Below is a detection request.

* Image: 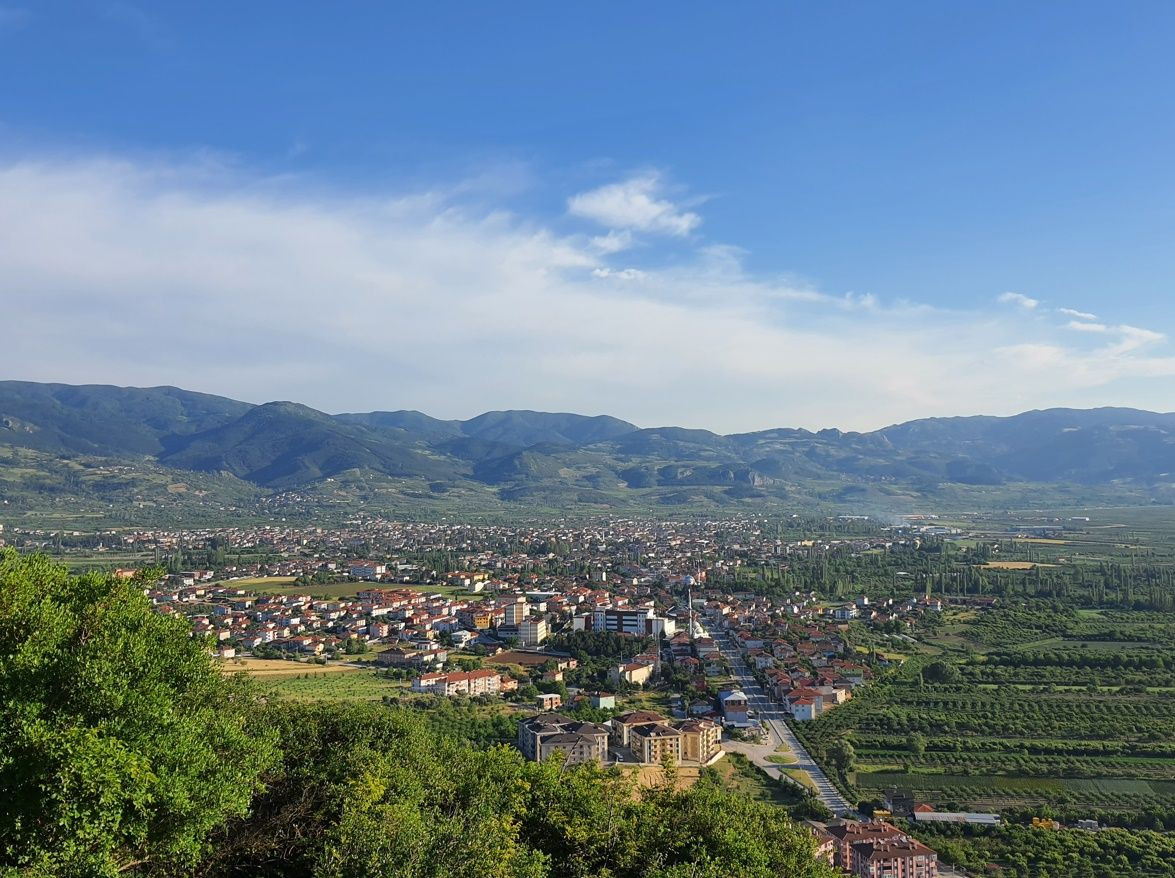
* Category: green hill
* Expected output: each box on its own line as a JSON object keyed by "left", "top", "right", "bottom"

{"left": 2, "top": 381, "right": 1174, "bottom": 517}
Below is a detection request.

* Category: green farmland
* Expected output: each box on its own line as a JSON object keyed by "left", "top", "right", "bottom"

{"left": 798, "top": 605, "right": 1175, "bottom": 817}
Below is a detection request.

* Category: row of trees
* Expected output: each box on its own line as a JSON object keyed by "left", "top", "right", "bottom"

{"left": 914, "top": 822, "right": 1175, "bottom": 878}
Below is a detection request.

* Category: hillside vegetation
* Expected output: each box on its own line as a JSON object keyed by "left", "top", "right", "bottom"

{"left": 2, "top": 380, "right": 1174, "bottom": 520}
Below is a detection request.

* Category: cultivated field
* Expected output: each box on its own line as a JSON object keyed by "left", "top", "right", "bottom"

{"left": 218, "top": 657, "right": 361, "bottom": 678}
{"left": 801, "top": 606, "right": 1175, "bottom": 815}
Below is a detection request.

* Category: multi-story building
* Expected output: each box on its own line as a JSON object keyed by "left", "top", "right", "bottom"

{"left": 412, "top": 668, "right": 502, "bottom": 697}
{"left": 589, "top": 606, "right": 677, "bottom": 638}
{"left": 630, "top": 722, "right": 683, "bottom": 764}
{"left": 791, "top": 697, "right": 820, "bottom": 721}
{"left": 457, "top": 608, "right": 494, "bottom": 630}
{"left": 849, "top": 839, "right": 938, "bottom": 878}
{"left": 676, "top": 718, "right": 722, "bottom": 763}
{"left": 517, "top": 713, "right": 609, "bottom": 765}
{"left": 608, "top": 660, "right": 655, "bottom": 686}
{"left": 610, "top": 710, "right": 667, "bottom": 749}
{"left": 825, "top": 822, "right": 938, "bottom": 878}
{"left": 805, "top": 822, "right": 837, "bottom": 865}
{"left": 519, "top": 616, "right": 548, "bottom": 646}
{"left": 586, "top": 691, "right": 616, "bottom": 709}
{"left": 504, "top": 599, "right": 529, "bottom": 627}
{"left": 592, "top": 606, "right": 654, "bottom": 636}
{"left": 349, "top": 561, "right": 386, "bottom": 579}
{"left": 719, "top": 689, "right": 749, "bottom": 724}
{"left": 519, "top": 710, "right": 721, "bottom": 767}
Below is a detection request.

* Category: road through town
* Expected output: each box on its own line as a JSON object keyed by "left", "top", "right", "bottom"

{"left": 706, "top": 617, "right": 856, "bottom": 817}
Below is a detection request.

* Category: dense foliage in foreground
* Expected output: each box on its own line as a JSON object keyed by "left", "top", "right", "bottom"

{"left": 203, "top": 704, "right": 835, "bottom": 878}
{"left": 0, "top": 551, "right": 276, "bottom": 875}
{"left": 0, "top": 551, "right": 835, "bottom": 878}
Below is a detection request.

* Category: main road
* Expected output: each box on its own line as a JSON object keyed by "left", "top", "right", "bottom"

{"left": 703, "top": 616, "right": 856, "bottom": 817}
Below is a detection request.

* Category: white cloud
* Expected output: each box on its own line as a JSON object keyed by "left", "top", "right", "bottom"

{"left": 568, "top": 173, "right": 701, "bottom": 237}
{"left": 1062, "top": 320, "right": 1165, "bottom": 354}
{"left": 1058, "top": 307, "right": 1098, "bottom": 321}
{"left": 998, "top": 291, "right": 1040, "bottom": 310}
{"left": 1, "top": 155, "right": 1173, "bottom": 432}
{"left": 589, "top": 229, "right": 633, "bottom": 254}
{"left": 1112, "top": 324, "right": 1165, "bottom": 353}
{"left": 1065, "top": 320, "right": 1109, "bottom": 333}
{"left": 591, "top": 267, "right": 645, "bottom": 280}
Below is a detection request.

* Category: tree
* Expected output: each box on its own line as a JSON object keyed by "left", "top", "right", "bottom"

{"left": 907, "top": 732, "right": 927, "bottom": 756}
{"left": 828, "top": 737, "right": 856, "bottom": 779}
{"left": 923, "top": 659, "right": 961, "bottom": 684}
{"left": 0, "top": 550, "right": 277, "bottom": 876}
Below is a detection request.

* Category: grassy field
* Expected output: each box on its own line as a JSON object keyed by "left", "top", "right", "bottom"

{"left": 217, "top": 657, "right": 361, "bottom": 678}
{"left": 782, "top": 768, "right": 818, "bottom": 792}
{"left": 710, "top": 753, "right": 799, "bottom": 807}
{"left": 619, "top": 688, "right": 679, "bottom": 715}
{"left": 217, "top": 656, "right": 415, "bottom": 701}
{"left": 216, "top": 576, "right": 297, "bottom": 588}
{"left": 619, "top": 763, "right": 704, "bottom": 792}
{"left": 400, "top": 583, "right": 471, "bottom": 597}
{"left": 260, "top": 669, "right": 410, "bottom": 702}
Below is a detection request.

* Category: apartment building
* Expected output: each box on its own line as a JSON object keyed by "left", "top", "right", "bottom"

{"left": 610, "top": 711, "right": 667, "bottom": 749}
{"left": 519, "top": 616, "right": 548, "bottom": 646}
{"left": 675, "top": 718, "right": 722, "bottom": 763}
{"left": 593, "top": 606, "right": 655, "bottom": 635}
{"left": 412, "top": 668, "right": 502, "bottom": 697}
{"left": 457, "top": 608, "right": 494, "bottom": 630}
{"left": 825, "top": 822, "right": 938, "bottom": 878}
{"left": 850, "top": 839, "right": 938, "bottom": 878}
{"left": 503, "top": 599, "right": 529, "bottom": 627}
{"left": 517, "top": 713, "right": 609, "bottom": 765}
{"left": 630, "top": 722, "right": 683, "bottom": 764}
{"left": 608, "top": 660, "right": 655, "bottom": 686}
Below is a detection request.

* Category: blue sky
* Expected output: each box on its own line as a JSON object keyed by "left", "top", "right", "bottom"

{"left": 2, "top": 2, "right": 1174, "bottom": 430}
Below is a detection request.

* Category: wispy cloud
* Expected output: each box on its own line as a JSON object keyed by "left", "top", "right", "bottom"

{"left": 998, "top": 291, "right": 1040, "bottom": 310}
{"left": 1058, "top": 307, "right": 1098, "bottom": 321}
{"left": 1, "top": 155, "right": 1172, "bottom": 431}
{"left": 591, "top": 267, "right": 644, "bottom": 280}
{"left": 1062, "top": 319, "right": 1165, "bottom": 356}
{"left": 1113, "top": 324, "right": 1165, "bottom": 353}
{"left": 589, "top": 229, "right": 633, "bottom": 254}
{"left": 568, "top": 172, "right": 701, "bottom": 237}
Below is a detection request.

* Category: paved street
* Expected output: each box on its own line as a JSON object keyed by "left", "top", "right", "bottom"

{"left": 705, "top": 617, "right": 856, "bottom": 817}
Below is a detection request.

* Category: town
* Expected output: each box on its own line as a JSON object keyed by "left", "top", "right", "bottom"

{"left": 7, "top": 510, "right": 1174, "bottom": 877}
{"left": 3, "top": 515, "right": 1025, "bottom": 876}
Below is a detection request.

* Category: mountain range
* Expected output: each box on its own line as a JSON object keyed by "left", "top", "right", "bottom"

{"left": 2, "top": 380, "right": 1174, "bottom": 517}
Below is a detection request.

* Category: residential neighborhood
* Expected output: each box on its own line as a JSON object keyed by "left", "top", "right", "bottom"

{"left": 9, "top": 515, "right": 1004, "bottom": 876}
